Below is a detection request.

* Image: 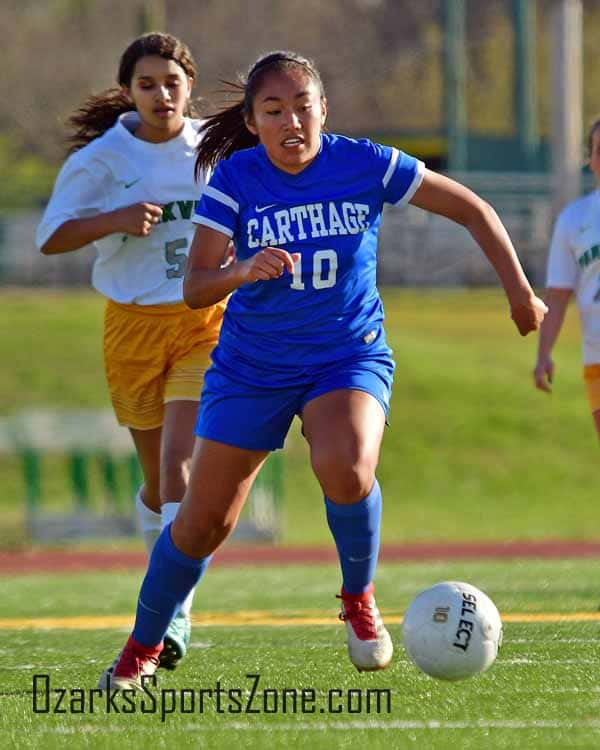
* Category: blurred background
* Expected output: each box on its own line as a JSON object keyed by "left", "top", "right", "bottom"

{"left": 1, "top": 0, "right": 597, "bottom": 549}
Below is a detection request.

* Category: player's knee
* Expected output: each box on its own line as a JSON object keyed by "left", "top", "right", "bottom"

{"left": 177, "top": 506, "right": 236, "bottom": 555}
{"left": 312, "top": 449, "right": 375, "bottom": 501}
{"left": 160, "top": 454, "right": 191, "bottom": 502}
{"left": 324, "top": 471, "right": 374, "bottom": 501}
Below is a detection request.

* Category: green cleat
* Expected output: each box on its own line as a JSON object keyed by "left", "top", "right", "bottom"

{"left": 159, "top": 612, "right": 191, "bottom": 671}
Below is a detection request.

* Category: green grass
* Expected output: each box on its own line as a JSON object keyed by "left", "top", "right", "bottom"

{"left": 2, "top": 287, "right": 598, "bottom": 747}
{"left": 1, "top": 560, "right": 600, "bottom": 749}
{"left": 0, "top": 289, "right": 107, "bottom": 411}
{"left": 1, "top": 287, "right": 597, "bottom": 546}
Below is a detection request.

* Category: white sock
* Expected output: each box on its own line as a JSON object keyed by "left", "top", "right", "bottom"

{"left": 134, "top": 487, "right": 161, "bottom": 555}
{"left": 161, "top": 501, "right": 196, "bottom": 618}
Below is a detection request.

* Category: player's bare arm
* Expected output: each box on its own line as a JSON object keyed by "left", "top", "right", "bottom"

{"left": 40, "top": 202, "right": 163, "bottom": 254}
{"left": 410, "top": 169, "right": 547, "bottom": 336}
{"left": 533, "top": 287, "right": 572, "bottom": 392}
{"left": 184, "top": 224, "right": 299, "bottom": 308}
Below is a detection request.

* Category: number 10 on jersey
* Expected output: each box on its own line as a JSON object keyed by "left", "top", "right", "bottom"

{"left": 290, "top": 249, "right": 338, "bottom": 290}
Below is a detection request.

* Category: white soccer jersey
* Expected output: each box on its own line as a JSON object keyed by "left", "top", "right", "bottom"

{"left": 546, "top": 189, "right": 600, "bottom": 364}
{"left": 36, "top": 113, "right": 207, "bottom": 305}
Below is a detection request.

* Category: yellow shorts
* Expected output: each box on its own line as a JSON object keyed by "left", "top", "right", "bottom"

{"left": 584, "top": 364, "right": 600, "bottom": 413}
{"left": 104, "top": 299, "right": 225, "bottom": 430}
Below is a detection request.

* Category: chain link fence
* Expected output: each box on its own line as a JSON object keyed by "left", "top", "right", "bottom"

{"left": 3, "top": 172, "right": 595, "bottom": 289}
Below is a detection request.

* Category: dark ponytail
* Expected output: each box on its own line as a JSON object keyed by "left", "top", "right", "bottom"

{"left": 66, "top": 32, "right": 197, "bottom": 154}
{"left": 195, "top": 50, "right": 324, "bottom": 178}
{"left": 194, "top": 84, "right": 259, "bottom": 178}
{"left": 66, "top": 90, "right": 135, "bottom": 154}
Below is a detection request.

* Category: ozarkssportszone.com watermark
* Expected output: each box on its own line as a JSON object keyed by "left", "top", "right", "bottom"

{"left": 32, "top": 673, "right": 392, "bottom": 721}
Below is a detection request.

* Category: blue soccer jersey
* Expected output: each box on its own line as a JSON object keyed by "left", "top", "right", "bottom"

{"left": 193, "top": 134, "right": 424, "bottom": 382}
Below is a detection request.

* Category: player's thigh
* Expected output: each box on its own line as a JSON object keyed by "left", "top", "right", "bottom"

{"left": 302, "top": 388, "right": 386, "bottom": 461}
{"left": 161, "top": 400, "right": 198, "bottom": 463}
{"left": 172, "top": 438, "right": 269, "bottom": 556}
{"left": 302, "top": 389, "right": 385, "bottom": 488}
{"left": 185, "top": 437, "right": 269, "bottom": 511}
{"left": 301, "top": 356, "right": 391, "bottom": 474}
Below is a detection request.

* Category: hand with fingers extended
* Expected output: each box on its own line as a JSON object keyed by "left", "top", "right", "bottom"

{"left": 533, "top": 354, "right": 554, "bottom": 393}
{"left": 238, "top": 247, "right": 301, "bottom": 283}
{"left": 110, "top": 202, "right": 163, "bottom": 237}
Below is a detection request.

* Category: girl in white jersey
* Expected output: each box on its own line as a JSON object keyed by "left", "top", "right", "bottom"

{"left": 36, "top": 33, "right": 226, "bottom": 671}
{"left": 534, "top": 118, "right": 600, "bottom": 436}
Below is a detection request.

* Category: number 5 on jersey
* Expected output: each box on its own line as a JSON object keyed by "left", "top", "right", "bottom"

{"left": 290, "top": 249, "right": 338, "bottom": 290}
{"left": 165, "top": 238, "right": 187, "bottom": 279}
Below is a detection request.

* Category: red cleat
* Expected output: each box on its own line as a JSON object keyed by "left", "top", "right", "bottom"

{"left": 338, "top": 583, "right": 393, "bottom": 672}
{"left": 98, "top": 635, "right": 163, "bottom": 691}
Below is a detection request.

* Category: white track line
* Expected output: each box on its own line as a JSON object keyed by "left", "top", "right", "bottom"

{"left": 41, "top": 720, "right": 600, "bottom": 734}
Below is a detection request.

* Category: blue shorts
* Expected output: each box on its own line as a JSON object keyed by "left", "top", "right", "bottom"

{"left": 195, "top": 355, "right": 395, "bottom": 451}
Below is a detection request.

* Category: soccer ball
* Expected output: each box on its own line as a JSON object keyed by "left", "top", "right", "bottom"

{"left": 402, "top": 581, "right": 503, "bottom": 681}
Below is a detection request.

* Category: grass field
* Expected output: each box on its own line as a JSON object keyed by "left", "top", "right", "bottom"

{"left": 2, "top": 287, "right": 600, "bottom": 748}
{"left": 1, "top": 560, "right": 600, "bottom": 749}
{"left": 0, "top": 286, "right": 597, "bottom": 546}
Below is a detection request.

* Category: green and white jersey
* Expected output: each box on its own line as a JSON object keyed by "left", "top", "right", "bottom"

{"left": 547, "top": 189, "right": 600, "bottom": 364}
{"left": 36, "top": 113, "right": 207, "bottom": 305}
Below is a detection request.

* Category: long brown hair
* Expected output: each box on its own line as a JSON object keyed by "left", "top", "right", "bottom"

{"left": 195, "top": 51, "right": 325, "bottom": 178}
{"left": 66, "top": 32, "right": 197, "bottom": 154}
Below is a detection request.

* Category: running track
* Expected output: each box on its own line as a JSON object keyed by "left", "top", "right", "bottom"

{"left": 2, "top": 540, "right": 600, "bottom": 574}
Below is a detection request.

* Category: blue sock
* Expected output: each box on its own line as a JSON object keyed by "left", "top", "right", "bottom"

{"left": 133, "top": 524, "right": 210, "bottom": 646}
{"left": 325, "top": 479, "right": 382, "bottom": 595}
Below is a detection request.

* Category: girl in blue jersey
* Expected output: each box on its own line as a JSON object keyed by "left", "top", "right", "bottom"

{"left": 103, "top": 51, "right": 547, "bottom": 688}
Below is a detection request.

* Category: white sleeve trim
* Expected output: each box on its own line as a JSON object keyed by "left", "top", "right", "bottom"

{"left": 203, "top": 185, "right": 239, "bottom": 213}
{"left": 192, "top": 215, "right": 234, "bottom": 238}
{"left": 392, "top": 160, "right": 426, "bottom": 207}
{"left": 382, "top": 147, "right": 400, "bottom": 188}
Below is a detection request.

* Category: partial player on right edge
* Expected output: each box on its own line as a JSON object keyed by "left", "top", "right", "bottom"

{"left": 534, "top": 117, "right": 600, "bottom": 437}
